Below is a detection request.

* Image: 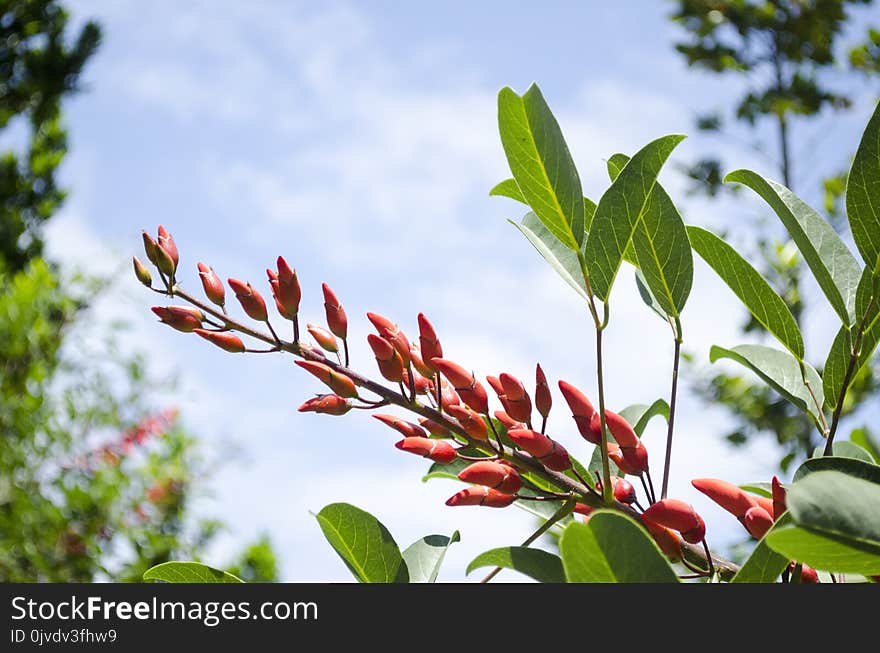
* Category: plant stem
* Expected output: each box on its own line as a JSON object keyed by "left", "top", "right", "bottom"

{"left": 480, "top": 499, "right": 575, "bottom": 583}
{"left": 661, "top": 317, "right": 682, "bottom": 500}
{"left": 595, "top": 321, "right": 614, "bottom": 505}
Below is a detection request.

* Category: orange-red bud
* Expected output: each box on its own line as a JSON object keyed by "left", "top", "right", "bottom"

{"left": 151, "top": 306, "right": 204, "bottom": 332}
{"left": 507, "top": 429, "right": 571, "bottom": 471}
{"left": 641, "top": 517, "right": 683, "bottom": 560}
{"left": 753, "top": 494, "right": 775, "bottom": 518}
{"left": 446, "top": 404, "right": 489, "bottom": 440}
{"left": 445, "top": 486, "right": 515, "bottom": 508}
{"left": 193, "top": 328, "right": 245, "bottom": 353}
{"left": 307, "top": 323, "right": 339, "bottom": 353}
{"left": 772, "top": 476, "right": 786, "bottom": 521}
{"left": 431, "top": 358, "right": 489, "bottom": 414}
{"left": 409, "top": 346, "right": 435, "bottom": 379}
{"left": 559, "top": 380, "right": 597, "bottom": 443}
{"left": 322, "top": 283, "right": 347, "bottom": 339}
{"left": 419, "top": 417, "right": 452, "bottom": 438}
{"left": 500, "top": 373, "right": 532, "bottom": 423}
{"left": 438, "top": 378, "right": 461, "bottom": 410}
{"left": 298, "top": 394, "right": 351, "bottom": 415}
{"left": 589, "top": 410, "right": 638, "bottom": 448}
{"left": 367, "top": 312, "right": 411, "bottom": 365}
{"left": 691, "top": 478, "right": 757, "bottom": 518}
{"left": 402, "top": 368, "right": 431, "bottom": 395}
{"left": 373, "top": 413, "right": 428, "bottom": 439}
{"left": 458, "top": 460, "right": 523, "bottom": 493}
{"left": 493, "top": 410, "right": 525, "bottom": 431}
{"left": 607, "top": 441, "right": 649, "bottom": 476}
{"left": 133, "top": 256, "right": 152, "bottom": 287}
{"left": 276, "top": 256, "right": 302, "bottom": 319}
{"left": 596, "top": 476, "right": 636, "bottom": 504}
{"left": 157, "top": 225, "right": 179, "bottom": 270}
{"left": 198, "top": 262, "right": 225, "bottom": 307}
{"left": 642, "top": 499, "right": 706, "bottom": 544}
{"left": 535, "top": 364, "right": 552, "bottom": 419}
{"left": 796, "top": 563, "right": 819, "bottom": 583}
{"left": 367, "top": 333, "right": 405, "bottom": 382}
{"left": 743, "top": 505, "right": 774, "bottom": 539}
{"left": 228, "top": 278, "right": 269, "bottom": 322}
{"left": 417, "top": 313, "right": 442, "bottom": 372}
{"left": 395, "top": 437, "right": 457, "bottom": 464}
{"left": 295, "top": 360, "right": 358, "bottom": 398}
{"left": 573, "top": 502, "right": 594, "bottom": 517}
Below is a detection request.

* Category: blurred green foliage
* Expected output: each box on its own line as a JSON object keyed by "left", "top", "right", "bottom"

{"left": 0, "top": 1, "right": 278, "bottom": 582}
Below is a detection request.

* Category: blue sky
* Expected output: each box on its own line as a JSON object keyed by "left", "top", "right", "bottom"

{"left": 47, "top": 1, "right": 880, "bottom": 581}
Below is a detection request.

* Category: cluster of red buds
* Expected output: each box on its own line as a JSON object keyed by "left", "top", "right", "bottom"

{"left": 136, "top": 224, "right": 817, "bottom": 580}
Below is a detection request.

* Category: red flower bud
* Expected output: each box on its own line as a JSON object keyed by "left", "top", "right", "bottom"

{"left": 374, "top": 413, "right": 428, "bottom": 439}
{"left": 753, "top": 495, "right": 774, "bottom": 518}
{"left": 446, "top": 404, "right": 489, "bottom": 440}
{"left": 133, "top": 256, "right": 152, "bottom": 287}
{"left": 276, "top": 256, "right": 302, "bottom": 318}
{"left": 198, "top": 262, "right": 225, "bottom": 307}
{"left": 402, "top": 368, "right": 431, "bottom": 395}
{"left": 367, "top": 333, "right": 405, "bottom": 382}
{"left": 797, "top": 564, "right": 819, "bottom": 583}
{"left": 493, "top": 410, "right": 525, "bottom": 431}
{"left": 409, "top": 346, "right": 435, "bottom": 379}
{"left": 558, "top": 380, "right": 597, "bottom": 442}
{"left": 367, "top": 312, "right": 411, "bottom": 365}
{"left": 590, "top": 410, "right": 638, "bottom": 448}
{"left": 322, "top": 283, "right": 347, "bottom": 339}
{"left": 438, "top": 378, "right": 461, "bottom": 410}
{"left": 193, "top": 328, "right": 246, "bottom": 353}
{"left": 596, "top": 476, "right": 636, "bottom": 504}
{"left": 295, "top": 360, "right": 358, "bottom": 398}
{"left": 743, "top": 505, "right": 774, "bottom": 539}
{"left": 228, "top": 278, "right": 269, "bottom": 322}
{"left": 419, "top": 418, "right": 452, "bottom": 438}
{"left": 142, "top": 231, "right": 160, "bottom": 266}
{"left": 307, "top": 323, "right": 339, "bottom": 353}
{"left": 431, "top": 358, "right": 489, "bottom": 414}
{"left": 298, "top": 394, "right": 351, "bottom": 415}
{"left": 641, "top": 517, "right": 683, "bottom": 560}
{"left": 417, "top": 313, "right": 442, "bottom": 372}
{"left": 573, "top": 502, "right": 594, "bottom": 517}
{"left": 151, "top": 306, "right": 204, "bottom": 332}
{"left": 507, "top": 429, "right": 571, "bottom": 471}
{"left": 445, "top": 486, "right": 515, "bottom": 508}
{"left": 607, "top": 441, "right": 649, "bottom": 476}
{"left": 157, "top": 225, "right": 179, "bottom": 270}
{"left": 691, "top": 478, "right": 757, "bottom": 519}
{"left": 772, "top": 476, "right": 786, "bottom": 521}
{"left": 642, "top": 499, "right": 705, "bottom": 544}
{"left": 535, "top": 364, "right": 552, "bottom": 419}
{"left": 395, "top": 437, "right": 457, "bottom": 464}
{"left": 154, "top": 240, "right": 177, "bottom": 278}
{"left": 500, "top": 373, "right": 532, "bottom": 424}
{"left": 458, "top": 460, "right": 523, "bottom": 493}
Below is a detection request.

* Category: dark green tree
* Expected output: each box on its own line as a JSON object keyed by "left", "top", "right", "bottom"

{"left": 670, "top": 0, "right": 880, "bottom": 470}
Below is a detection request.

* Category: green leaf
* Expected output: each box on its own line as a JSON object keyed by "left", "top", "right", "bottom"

{"left": 584, "top": 134, "right": 686, "bottom": 301}
{"left": 731, "top": 513, "right": 793, "bottom": 583}
{"left": 498, "top": 84, "right": 584, "bottom": 249}
{"left": 143, "top": 562, "right": 244, "bottom": 584}
{"left": 635, "top": 269, "right": 667, "bottom": 320}
{"left": 422, "top": 457, "right": 470, "bottom": 483}
{"left": 559, "top": 511, "right": 679, "bottom": 583}
{"left": 725, "top": 169, "right": 860, "bottom": 324}
{"left": 489, "top": 178, "right": 526, "bottom": 202}
{"left": 823, "top": 326, "right": 852, "bottom": 411}
{"left": 466, "top": 546, "right": 564, "bottom": 583}
{"left": 846, "top": 98, "right": 880, "bottom": 270}
{"left": 794, "top": 456, "right": 880, "bottom": 485}
{"left": 514, "top": 486, "right": 576, "bottom": 529}
{"left": 710, "top": 344, "right": 823, "bottom": 427}
{"left": 588, "top": 444, "right": 621, "bottom": 479}
{"left": 510, "top": 212, "right": 588, "bottom": 301}
{"left": 314, "top": 503, "right": 408, "bottom": 583}
{"left": 739, "top": 482, "right": 773, "bottom": 499}
{"left": 608, "top": 153, "right": 693, "bottom": 317}
{"left": 618, "top": 399, "right": 670, "bottom": 436}
{"left": 690, "top": 226, "right": 804, "bottom": 359}
{"left": 811, "top": 441, "right": 876, "bottom": 464}
{"left": 402, "top": 531, "right": 461, "bottom": 583}
{"left": 850, "top": 428, "right": 880, "bottom": 464}
{"left": 765, "top": 470, "right": 880, "bottom": 574}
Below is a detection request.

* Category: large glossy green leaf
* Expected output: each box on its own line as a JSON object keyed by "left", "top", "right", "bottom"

{"left": 710, "top": 344, "right": 823, "bottom": 427}
{"left": 618, "top": 400, "right": 670, "bottom": 436}
{"left": 765, "top": 471, "right": 880, "bottom": 574}
{"left": 607, "top": 153, "right": 693, "bottom": 317}
{"left": 560, "top": 511, "right": 679, "bottom": 583}
{"left": 846, "top": 99, "right": 880, "bottom": 270}
{"left": 850, "top": 428, "right": 880, "bottom": 463}
{"left": 143, "top": 562, "right": 243, "bottom": 584}
{"left": 739, "top": 482, "right": 773, "bottom": 499}
{"left": 584, "top": 135, "right": 686, "bottom": 302}
{"left": 314, "top": 503, "right": 408, "bottom": 583}
{"left": 690, "top": 226, "right": 804, "bottom": 359}
{"left": 823, "top": 326, "right": 852, "bottom": 411}
{"left": 731, "top": 513, "right": 793, "bottom": 583}
{"left": 725, "top": 169, "right": 860, "bottom": 324}
{"left": 635, "top": 269, "right": 667, "bottom": 320}
{"left": 489, "top": 178, "right": 526, "bottom": 203}
{"left": 466, "top": 546, "right": 565, "bottom": 583}
{"left": 794, "top": 455, "right": 880, "bottom": 485}
{"left": 402, "top": 531, "right": 460, "bottom": 583}
{"left": 498, "top": 85, "right": 584, "bottom": 250}
{"left": 811, "top": 441, "right": 876, "bottom": 464}
{"left": 509, "top": 212, "right": 588, "bottom": 301}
